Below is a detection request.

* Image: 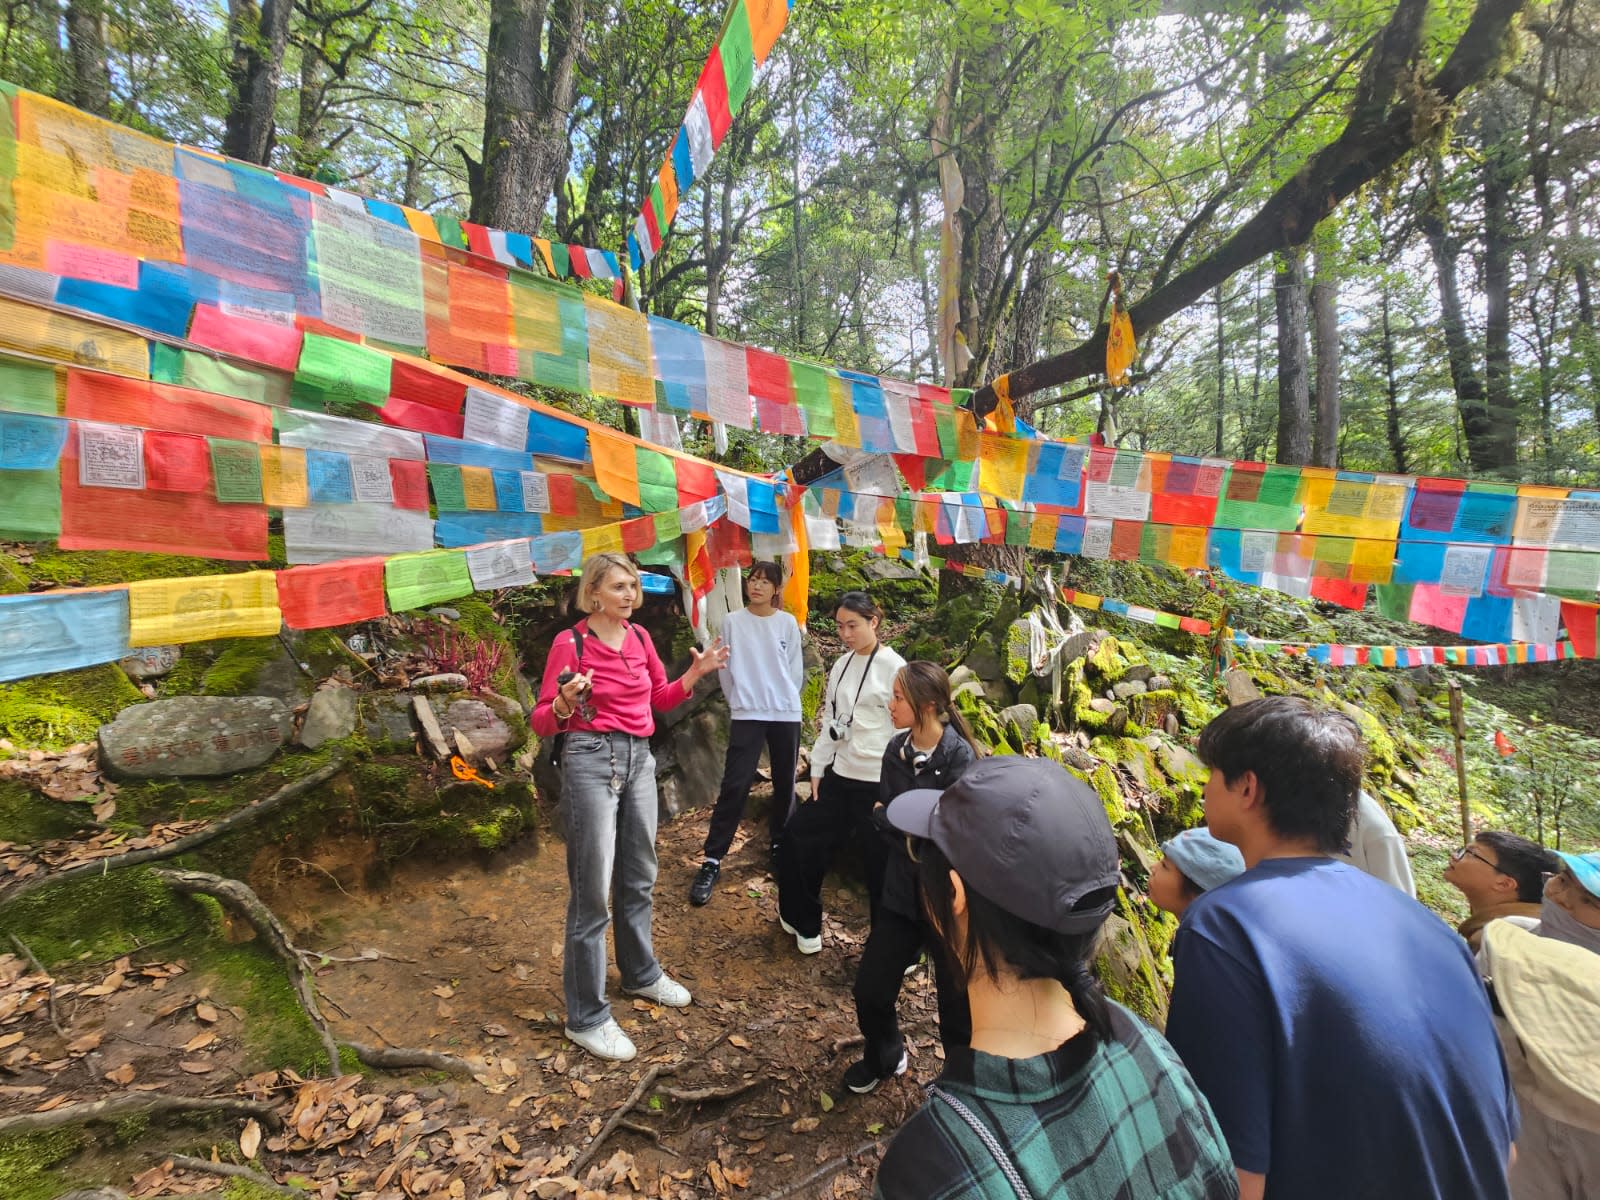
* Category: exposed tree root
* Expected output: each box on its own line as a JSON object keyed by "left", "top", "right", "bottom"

{"left": 1, "top": 760, "right": 346, "bottom": 907}
{"left": 0, "top": 1092, "right": 278, "bottom": 1136}
{"left": 167, "top": 1153, "right": 303, "bottom": 1198}
{"left": 659, "top": 1078, "right": 761, "bottom": 1103}
{"left": 571, "top": 1062, "right": 678, "bottom": 1178}
{"left": 750, "top": 1137, "right": 885, "bottom": 1200}
{"left": 151, "top": 867, "right": 479, "bottom": 1078}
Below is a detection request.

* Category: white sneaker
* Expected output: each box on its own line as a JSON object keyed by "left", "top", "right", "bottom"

{"left": 564, "top": 1018, "right": 636, "bottom": 1062}
{"left": 624, "top": 972, "right": 692, "bottom": 1008}
{"left": 779, "top": 917, "right": 823, "bottom": 955}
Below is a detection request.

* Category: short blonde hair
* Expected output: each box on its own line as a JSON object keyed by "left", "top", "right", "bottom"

{"left": 579, "top": 552, "right": 640, "bottom": 613}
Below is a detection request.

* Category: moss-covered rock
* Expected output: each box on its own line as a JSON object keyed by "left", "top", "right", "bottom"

{"left": 0, "top": 1128, "right": 86, "bottom": 1200}
{"left": 0, "top": 866, "right": 205, "bottom": 967}
{"left": 0, "top": 553, "right": 30, "bottom": 595}
{"left": 0, "top": 663, "right": 144, "bottom": 751}
{"left": 0, "top": 777, "right": 94, "bottom": 843}
{"left": 23, "top": 549, "right": 244, "bottom": 589}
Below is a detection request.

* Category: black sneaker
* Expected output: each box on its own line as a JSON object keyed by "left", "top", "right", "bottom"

{"left": 689, "top": 861, "right": 720, "bottom": 906}
{"left": 843, "top": 1050, "right": 909, "bottom": 1095}
{"left": 768, "top": 842, "right": 782, "bottom": 874}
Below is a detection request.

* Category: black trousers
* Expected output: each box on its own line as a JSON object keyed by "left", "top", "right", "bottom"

{"left": 776, "top": 769, "right": 887, "bottom": 939}
{"left": 854, "top": 905, "right": 971, "bottom": 1075}
{"left": 702, "top": 719, "right": 801, "bottom": 861}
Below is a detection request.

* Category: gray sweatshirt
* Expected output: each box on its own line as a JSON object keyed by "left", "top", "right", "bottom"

{"left": 716, "top": 607, "right": 804, "bottom": 722}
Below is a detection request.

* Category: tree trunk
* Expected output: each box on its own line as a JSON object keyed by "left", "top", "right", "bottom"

{"left": 1213, "top": 284, "right": 1226, "bottom": 456}
{"left": 1478, "top": 91, "right": 1519, "bottom": 471}
{"left": 223, "top": 0, "right": 292, "bottom": 165}
{"left": 1378, "top": 288, "right": 1408, "bottom": 473}
{"left": 1422, "top": 194, "right": 1499, "bottom": 473}
{"left": 64, "top": 0, "right": 111, "bottom": 116}
{"left": 1274, "top": 243, "right": 1312, "bottom": 466}
{"left": 475, "top": 0, "right": 586, "bottom": 232}
{"left": 1310, "top": 239, "right": 1340, "bottom": 468}
{"left": 789, "top": 87, "right": 806, "bottom": 352}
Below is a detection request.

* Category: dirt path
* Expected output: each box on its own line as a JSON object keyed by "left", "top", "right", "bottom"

{"left": 281, "top": 792, "right": 934, "bottom": 1197}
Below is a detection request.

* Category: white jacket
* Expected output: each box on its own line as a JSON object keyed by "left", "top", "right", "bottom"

{"left": 1335, "top": 791, "right": 1416, "bottom": 897}
{"left": 809, "top": 643, "right": 904, "bottom": 784}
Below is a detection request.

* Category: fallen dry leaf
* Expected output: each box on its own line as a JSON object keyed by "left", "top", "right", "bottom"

{"left": 240, "top": 1118, "right": 262, "bottom": 1159}
{"left": 178, "top": 1060, "right": 214, "bottom": 1074}
{"left": 106, "top": 1063, "right": 136, "bottom": 1085}
{"left": 432, "top": 984, "right": 455, "bottom": 999}
{"left": 791, "top": 1117, "right": 819, "bottom": 1134}
{"left": 66, "top": 1031, "right": 104, "bottom": 1055}
{"left": 194, "top": 1002, "right": 219, "bottom": 1024}
{"left": 0, "top": 1032, "right": 24, "bottom": 1050}
{"left": 182, "top": 1031, "right": 218, "bottom": 1053}
{"left": 728, "top": 1035, "right": 752, "bottom": 1050}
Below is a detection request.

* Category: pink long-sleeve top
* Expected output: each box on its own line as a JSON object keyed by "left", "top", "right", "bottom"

{"left": 531, "top": 619, "right": 692, "bottom": 739}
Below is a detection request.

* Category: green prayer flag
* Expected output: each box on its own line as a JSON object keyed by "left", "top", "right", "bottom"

{"left": 935, "top": 408, "right": 959, "bottom": 459}
{"left": 649, "top": 182, "right": 667, "bottom": 234}
{"left": 894, "top": 495, "right": 914, "bottom": 531}
{"left": 720, "top": 4, "right": 756, "bottom": 114}
{"left": 636, "top": 448, "right": 678, "bottom": 513}
{"left": 428, "top": 463, "right": 467, "bottom": 511}
{"left": 637, "top": 534, "right": 680, "bottom": 567}
{"left": 209, "top": 438, "right": 264, "bottom": 504}
{"left": 1154, "top": 613, "right": 1181, "bottom": 630}
{"left": 654, "top": 510, "right": 682, "bottom": 544}
{"left": 790, "top": 361, "right": 835, "bottom": 438}
{"left": 925, "top": 459, "right": 973, "bottom": 491}
{"left": 1005, "top": 511, "right": 1031, "bottom": 547}
{"left": 0, "top": 357, "right": 58, "bottom": 415}
{"left": 0, "top": 81, "right": 15, "bottom": 251}
{"left": 549, "top": 241, "right": 571, "bottom": 278}
{"left": 154, "top": 344, "right": 288, "bottom": 408}
{"left": 0, "top": 469, "right": 60, "bottom": 539}
{"left": 292, "top": 333, "right": 392, "bottom": 412}
{"left": 435, "top": 217, "right": 468, "bottom": 250}
{"left": 385, "top": 550, "right": 473, "bottom": 612}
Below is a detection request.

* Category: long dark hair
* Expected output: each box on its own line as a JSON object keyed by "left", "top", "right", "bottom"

{"left": 895, "top": 661, "right": 980, "bottom": 755}
{"left": 917, "top": 841, "right": 1114, "bottom": 1043}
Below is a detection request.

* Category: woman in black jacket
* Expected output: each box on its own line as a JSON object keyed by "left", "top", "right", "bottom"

{"left": 843, "top": 661, "right": 980, "bottom": 1094}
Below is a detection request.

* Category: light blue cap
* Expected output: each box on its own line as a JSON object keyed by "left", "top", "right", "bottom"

{"left": 1556, "top": 851, "right": 1600, "bottom": 899}
{"left": 1161, "top": 827, "right": 1246, "bottom": 893}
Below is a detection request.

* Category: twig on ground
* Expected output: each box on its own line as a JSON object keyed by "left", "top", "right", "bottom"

{"left": 279, "top": 856, "right": 353, "bottom": 897}
{"left": 570, "top": 1062, "right": 678, "bottom": 1178}
{"left": 1, "top": 761, "right": 346, "bottom": 907}
{"left": 8, "top": 933, "right": 104, "bottom": 1079}
{"left": 750, "top": 1138, "right": 885, "bottom": 1200}
{"left": 0, "top": 1092, "right": 277, "bottom": 1136}
{"left": 658, "top": 1079, "right": 762, "bottom": 1104}
{"left": 618, "top": 1118, "right": 679, "bottom": 1154}
{"left": 167, "top": 1153, "right": 302, "bottom": 1198}
{"left": 343, "top": 1042, "right": 479, "bottom": 1074}
{"left": 153, "top": 868, "right": 343, "bottom": 1072}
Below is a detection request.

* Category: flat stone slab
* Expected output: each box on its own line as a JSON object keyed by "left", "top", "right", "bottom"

{"left": 297, "top": 687, "right": 357, "bottom": 750}
{"left": 100, "top": 696, "right": 292, "bottom": 778}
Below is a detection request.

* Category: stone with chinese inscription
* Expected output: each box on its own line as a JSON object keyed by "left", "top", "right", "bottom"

{"left": 99, "top": 696, "right": 292, "bottom": 779}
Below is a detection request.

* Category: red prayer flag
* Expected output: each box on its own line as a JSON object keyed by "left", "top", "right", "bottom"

{"left": 389, "top": 459, "right": 431, "bottom": 510}
{"left": 675, "top": 459, "right": 717, "bottom": 504}
{"left": 188, "top": 304, "right": 304, "bottom": 373}
{"left": 277, "top": 559, "right": 389, "bottom": 629}
{"left": 1561, "top": 600, "right": 1599, "bottom": 659}
{"left": 143, "top": 430, "right": 212, "bottom": 493}
{"left": 1494, "top": 730, "right": 1518, "bottom": 758}
{"left": 697, "top": 48, "right": 733, "bottom": 146}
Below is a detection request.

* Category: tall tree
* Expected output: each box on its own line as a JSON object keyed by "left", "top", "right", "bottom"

{"left": 1310, "top": 231, "right": 1341, "bottom": 468}
{"left": 64, "top": 0, "right": 111, "bottom": 116}
{"left": 223, "top": 0, "right": 293, "bottom": 164}
{"left": 1274, "top": 242, "right": 1311, "bottom": 465}
{"left": 470, "top": 0, "right": 586, "bottom": 232}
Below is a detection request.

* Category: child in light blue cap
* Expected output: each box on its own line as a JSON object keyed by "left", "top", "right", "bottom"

{"left": 1148, "top": 827, "right": 1246, "bottom": 919}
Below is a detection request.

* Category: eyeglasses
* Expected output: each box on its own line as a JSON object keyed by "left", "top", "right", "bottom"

{"left": 905, "top": 835, "right": 922, "bottom": 865}
{"left": 1451, "top": 844, "right": 1511, "bottom": 876}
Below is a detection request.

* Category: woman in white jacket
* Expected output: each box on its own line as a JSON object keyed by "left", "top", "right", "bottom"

{"left": 775, "top": 591, "right": 903, "bottom": 954}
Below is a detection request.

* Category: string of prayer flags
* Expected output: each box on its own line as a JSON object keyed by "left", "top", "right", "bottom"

{"left": 125, "top": 571, "right": 281, "bottom": 647}
{"left": 628, "top": 0, "right": 792, "bottom": 269}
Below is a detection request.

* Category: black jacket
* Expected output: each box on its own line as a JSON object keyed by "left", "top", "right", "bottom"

{"left": 875, "top": 724, "right": 977, "bottom": 918}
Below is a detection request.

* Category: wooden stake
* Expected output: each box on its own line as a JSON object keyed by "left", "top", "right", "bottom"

{"left": 1448, "top": 681, "right": 1471, "bottom": 845}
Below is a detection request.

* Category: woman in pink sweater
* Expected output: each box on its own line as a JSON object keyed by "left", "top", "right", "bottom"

{"left": 532, "top": 552, "right": 727, "bottom": 1062}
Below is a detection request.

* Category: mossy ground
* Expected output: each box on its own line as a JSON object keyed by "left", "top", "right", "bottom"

{"left": 0, "top": 662, "right": 145, "bottom": 750}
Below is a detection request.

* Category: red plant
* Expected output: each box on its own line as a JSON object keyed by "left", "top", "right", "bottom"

{"left": 420, "top": 623, "right": 506, "bottom": 692}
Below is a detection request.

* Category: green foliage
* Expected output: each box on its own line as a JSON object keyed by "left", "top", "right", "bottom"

{"left": 0, "top": 1129, "right": 86, "bottom": 1200}
{"left": 0, "top": 867, "right": 204, "bottom": 967}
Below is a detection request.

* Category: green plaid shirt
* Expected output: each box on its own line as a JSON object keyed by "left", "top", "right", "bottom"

{"left": 873, "top": 1001, "right": 1238, "bottom": 1199}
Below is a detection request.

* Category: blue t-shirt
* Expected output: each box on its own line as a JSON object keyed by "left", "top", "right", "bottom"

{"left": 1165, "top": 857, "right": 1517, "bottom": 1200}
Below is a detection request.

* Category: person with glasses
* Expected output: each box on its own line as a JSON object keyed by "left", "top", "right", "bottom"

{"left": 1474, "top": 851, "right": 1600, "bottom": 1199}
{"left": 776, "top": 591, "right": 903, "bottom": 955}
{"left": 532, "top": 552, "right": 728, "bottom": 1063}
{"left": 843, "top": 661, "right": 978, "bottom": 1096}
{"left": 1164, "top": 697, "right": 1517, "bottom": 1200}
{"left": 1444, "top": 831, "right": 1561, "bottom": 950}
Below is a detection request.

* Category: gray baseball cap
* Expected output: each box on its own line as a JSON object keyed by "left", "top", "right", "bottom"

{"left": 886, "top": 756, "right": 1120, "bottom": 934}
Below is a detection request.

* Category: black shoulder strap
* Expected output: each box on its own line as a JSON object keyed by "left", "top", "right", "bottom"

{"left": 570, "top": 626, "right": 584, "bottom": 665}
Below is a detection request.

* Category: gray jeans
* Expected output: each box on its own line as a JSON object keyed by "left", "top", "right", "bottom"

{"left": 559, "top": 730, "right": 663, "bottom": 1032}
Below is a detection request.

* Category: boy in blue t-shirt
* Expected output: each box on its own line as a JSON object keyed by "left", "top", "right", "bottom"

{"left": 1165, "top": 696, "right": 1517, "bottom": 1200}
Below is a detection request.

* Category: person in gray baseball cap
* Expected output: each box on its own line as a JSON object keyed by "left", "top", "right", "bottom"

{"left": 872, "top": 756, "right": 1238, "bottom": 1200}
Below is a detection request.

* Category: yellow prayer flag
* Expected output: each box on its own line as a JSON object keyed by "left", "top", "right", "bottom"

{"left": 532, "top": 238, "right": 557, "bottom": 277}
{"left": 881, "top": 524, "right": 907, "bottom": 558}
{"left": 581, "top": 522, "right": 626, "bottom": 558}
{"left": 403, "top": 206, "right": 440, "bottom": 242}
{"left": 126, "top": 571, "right": 281, "bottom": 647}
{"left": 783, "top": 491, "right": 810, "bottom": 629}
{"left": 977, "top": 433, "right": 1030, "bottom": 501}
{"left": 461, "top": 466, "right": 498, "bottom": 511}
{"left": 828, "top": 373, "right": 860, "bottom": 448}
{"left": 1029, "top": 512, "right": 1059, "bottom": 550}
{"left": 260, "top": 445, "right": 309, "bottom": 508}
{"left": 1166, "top": 526, "right": 1209, "bottom": 571}
{"left": 953, "top": 408, "right": 980, "bottom": 461}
